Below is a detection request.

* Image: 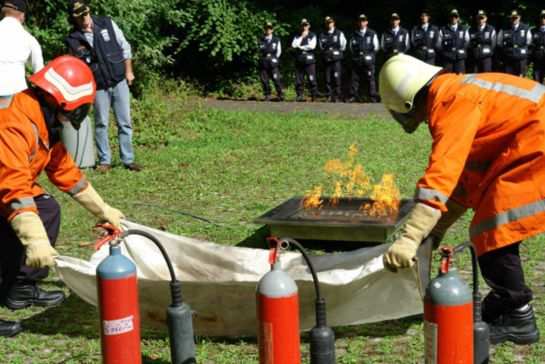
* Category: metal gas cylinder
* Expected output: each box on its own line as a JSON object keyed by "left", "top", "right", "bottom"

{"left": 97, "top": 244, "right": 142, "bottom": 364}
{"left": 257, "top": 261, "right": 301, "bottom": 364}
{"left": 424, "top": 249, "right": 473, "bottom": 364}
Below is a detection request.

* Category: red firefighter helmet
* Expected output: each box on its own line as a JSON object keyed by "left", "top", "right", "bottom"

{"left": 29, "top": 55, "right": 96, "bottom": 129}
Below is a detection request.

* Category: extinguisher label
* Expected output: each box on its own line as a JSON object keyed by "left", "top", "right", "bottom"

{"left": 103, "top": 315, "right": 134, "bottom": 336}
{"left": 424, "top": 320, "right": 438, "bottom": 364}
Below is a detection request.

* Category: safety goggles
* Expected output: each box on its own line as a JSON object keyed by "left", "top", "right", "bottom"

{"left": 59, "top": 104, "right": 90, "bottom": 130}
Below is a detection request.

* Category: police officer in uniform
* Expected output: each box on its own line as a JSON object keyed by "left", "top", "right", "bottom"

{"left": 531, "top": 10, "right": 545, "bottom": 83}
{"left": 411, "top": 11, "right": 440, "bottom": 65}
{"left": 439, "top": 9, "right": 470, "bottom": 73}
{"left": 258, "top": 22, "right": 284, "bottom": 101}
{"left": 381, "top": 13, "right": 410, "bottom": 59}
{"left": 348, "top": 14, "right": 379, "bottom": 103}
{"left": 292, "top": 19, "right": 318, "bottom": 102}
{"left": 498, "top": 10, "right": 532, "bottom": 77}
{"left": 469, "top": 10, "right": 496, "bottom": 73}
{"left": 319, "top": 16, "right": 347, "bottom": 102}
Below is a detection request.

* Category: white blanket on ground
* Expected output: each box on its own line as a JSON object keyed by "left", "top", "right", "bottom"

{"left": 55, "top": 221, "right": 423, "bottom": 337}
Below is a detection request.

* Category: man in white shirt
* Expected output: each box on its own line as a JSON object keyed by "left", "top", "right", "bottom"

{"left": 0, "top": 0, "right": 43, "bottom": 97}
{"left": 292, "top": 19, "right": 318, "bottom": 102}
{"left": 439, "top": 9, "right": 470, "bottom": 73}
{"left": 319, "top": 16, "right": 347, "bottom": 102}
{"left": 381, "top": 13, "right": 410, "bottom": 59}
{"left": 468, "top": 10, "right": 496, "bottom": 73}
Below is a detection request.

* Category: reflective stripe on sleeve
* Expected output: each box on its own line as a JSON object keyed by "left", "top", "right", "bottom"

{"left": 470, "top": 197, "right": 545, "bottom": 238}
{"left": 462, "top": 74, "right": 545, "bottom": 104}
{"left": 415, "top": 187, "right": 449, "bottom": 204}
{"left": 67, "top": 177, "right": 88, "bottom": 196}
{"left": 9, "top": 197, "right": 36, "bottom": 211}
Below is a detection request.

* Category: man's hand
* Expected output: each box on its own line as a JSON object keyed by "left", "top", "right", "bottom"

{"left": 73, "top": 183, "right": 125, "bottom": 229}
{"left": 126, "top": 71, "right": 135, "bottom": 86}
{"left": 384, "top": 202, "right": 441, "bottom": 272}
{"left": 10, "top": 212, "right": 58, "bottom": 268}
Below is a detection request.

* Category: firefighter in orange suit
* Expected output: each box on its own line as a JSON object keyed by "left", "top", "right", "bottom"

{"left": 379, "top": 53, "right": 543, "bottom": 346}
{"left": 0, "top": 55, "right": 124, "bottom": 336}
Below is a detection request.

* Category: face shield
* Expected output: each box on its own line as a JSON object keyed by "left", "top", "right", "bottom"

{"left": 58, "top": 103, "right": 91, "bottom": 130}
{"left": 389, "top": 108, "right": 424, "bottom": 134}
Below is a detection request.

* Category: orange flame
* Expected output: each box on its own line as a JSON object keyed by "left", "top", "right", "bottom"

{"left": 303, "top": 145, "right": 400, "bottom": 218}
{"left": 302, "top": 186, "right": 323, "bottom": 209}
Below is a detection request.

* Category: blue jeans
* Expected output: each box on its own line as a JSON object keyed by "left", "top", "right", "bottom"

{"left": 94, "top": 80, "right": 134, "bottom": 165}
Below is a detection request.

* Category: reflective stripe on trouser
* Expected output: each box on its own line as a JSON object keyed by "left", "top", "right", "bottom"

{"left": 94, "top": 79, "right": 135, "bottom": 165}
{"left": 325, "top": 61, "right": 342, "bottom": 97}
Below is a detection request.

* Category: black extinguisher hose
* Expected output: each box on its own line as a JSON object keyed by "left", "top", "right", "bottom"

{"left": 280, "top": 238, "right": 335, "bottom": 364}
{"left": 121, "top": 229, "right": 197, "bottom": 364}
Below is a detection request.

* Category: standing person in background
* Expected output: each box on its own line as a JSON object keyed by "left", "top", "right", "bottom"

{"left": 497, "top": 10, "right": 532, "bottom": 77}
{"left": 411, "top": 11, "right": 441, "bottom": 65}
{"left": 381, "top": 13, "right": 410, "bottom": 60}
{"left": 0, "top": 0, "right": 43, "bottom": 97}
{"left": 469, "top": 10, "right": 496, "bottom": 73}
{"left": 348, "top": 14, "right": 380, "bottom": 103}
{"left": 439, "top": 9, "right": 470, "bottom": 73}
{"left": 319, "top": 16, "right": 346, "bottom": 103}
{"left": 65, "top": 0, "right": 142, "bottom": 173}
{"left": 531, "top": 10, "right": 545, "bottom": 84}
{"left": 292, "top": 19, "right": 318, "bottom": 102}
{"left": 257, "top": 21, "right": 284, "bottom": 102}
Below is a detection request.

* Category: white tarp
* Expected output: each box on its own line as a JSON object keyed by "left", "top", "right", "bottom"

{"left": 55, "top": 221, "right": 423, "bottom": 337}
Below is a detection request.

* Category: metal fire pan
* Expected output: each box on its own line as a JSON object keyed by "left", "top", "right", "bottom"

{"left": 254, "top": 197, "right": 415, "bottom": 243}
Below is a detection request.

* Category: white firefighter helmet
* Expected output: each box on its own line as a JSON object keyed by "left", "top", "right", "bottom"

{"left": 379, "top": 54, "right": 442, "bottom": 114}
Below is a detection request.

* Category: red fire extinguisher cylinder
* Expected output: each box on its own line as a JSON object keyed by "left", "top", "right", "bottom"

{"left": 257, "top": 259, "right": 301, "bottom": 364}
{"left": 97, "top": 244, "right": 142, "bottom": 364}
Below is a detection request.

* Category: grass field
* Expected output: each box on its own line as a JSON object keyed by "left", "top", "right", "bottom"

{"left": 1, "top": 100, "right": 545, "bottom": 363}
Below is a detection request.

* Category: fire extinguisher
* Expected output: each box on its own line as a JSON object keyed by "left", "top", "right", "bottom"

{"left": 95, "top": 224, "right": 196, "bottom": 364}
{"left": 97, "top": 242, "right": 142, "bottom": 364}
{"left": 424, "top": 243, "right": 490, "bottom": 364}
{"left": 257, "top": 237, "right": 335, "bottom": 364}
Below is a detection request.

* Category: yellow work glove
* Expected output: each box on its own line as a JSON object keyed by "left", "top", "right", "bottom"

{"left": 11, "top": 212, "right": 58, "bottom": 268}
{"left": 384, "top": 202, "right": 441, "bottom": 272}
{"left": 430, "top": 200, "right": 467, "bottom": 244}
{"left": 73, "top": 183, "right": 125, "bottom": 228}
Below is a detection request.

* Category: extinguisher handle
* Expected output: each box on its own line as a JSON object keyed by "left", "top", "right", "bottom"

{"left": 93, "top": 223, "right": 123, "bottom": 250}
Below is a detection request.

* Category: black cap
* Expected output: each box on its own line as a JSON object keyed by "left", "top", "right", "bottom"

{"left": 477, "top": 10, "right": 487, "bottom": 18}
{"left": 358, "top": 14, "right": 368, "bottom": 21}
{"left": 391, "top": 13, "right": 400, "bottom": 20}
{"left": 324, "top": 16, "right": 334, "bottom": 24}
{"left": 2, "top": 0, "right": 26, "bottom": 12}
{"left": 300, "top": 18, "right": 310, "bottom": 26}
{"left": 70, "top": 0, "right": 90, "bottom": 17}
{"left": 450, "top": 9, "right": 460, "bottom": 17}
{"left": 541, "top": 10, "right": 545, "bottom": 18}
{"left": 264, "top": 21, "right": 273, "bottom": 29}
{"left": 421, "top": 11, "right": 430, "bottom": 17}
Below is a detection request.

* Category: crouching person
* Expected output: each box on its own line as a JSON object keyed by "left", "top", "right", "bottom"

{"left": 0, "top": 56, "right": 125, "bottom": 336}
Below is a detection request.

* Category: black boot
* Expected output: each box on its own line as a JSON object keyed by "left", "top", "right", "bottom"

{"left": 489, "top": 305, "right": 540, "bottom": 345}
{"left": 0, "top": 319, "right": 22, "bottom": 337}
{"left": 5, "top": 283, "right": 65, "bottom": 310}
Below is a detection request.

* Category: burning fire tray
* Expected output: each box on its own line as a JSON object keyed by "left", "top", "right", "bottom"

{"left": 255, "top": 197, "right": 415, "bottom": 244}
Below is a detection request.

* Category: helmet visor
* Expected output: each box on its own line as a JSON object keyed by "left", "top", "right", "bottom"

{"left": 389, "top": 109, "right": 423, "bottom": 134}
{"left": 59, "top": 104, "right": 90, "bottom": 130}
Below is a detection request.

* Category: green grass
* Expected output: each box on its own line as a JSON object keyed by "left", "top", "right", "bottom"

{"left": 1, "top": 102, "right": 545, "bottom": 363}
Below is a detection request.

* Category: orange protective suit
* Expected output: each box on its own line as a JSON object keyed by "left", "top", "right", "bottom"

{"left": 416, "top": 72, "right": 545, "bottom": 256}
{"left": 0, "top": 90, "right": 87, "bottom": 221}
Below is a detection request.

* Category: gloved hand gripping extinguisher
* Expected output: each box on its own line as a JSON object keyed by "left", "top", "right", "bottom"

{"left": 257, "top": 237, "right": 335, "bottom": 364}
{"left": 96, "top": 224, "right": 197, "bottom": 364}
{"left": 424, "top": 242, "right": 489, "bottom": 364}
